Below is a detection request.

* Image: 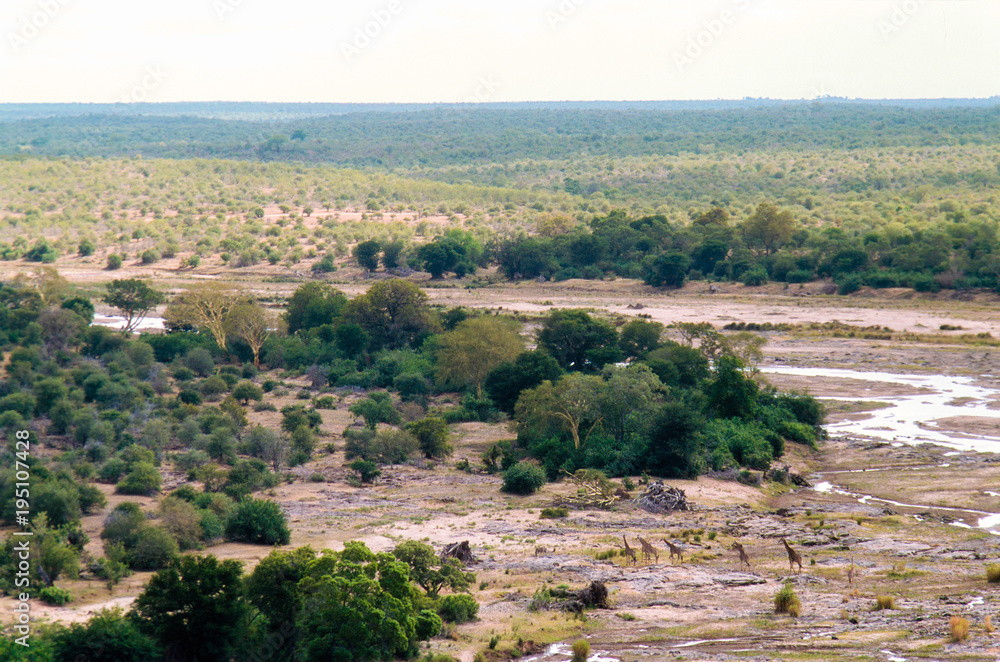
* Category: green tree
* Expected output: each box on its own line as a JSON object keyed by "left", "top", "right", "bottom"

{"left": 705, "top": 355, "right": 759, "bottom": 419}
{"left": 484, "top": 350, "right": 563, "bottom": 415}
{"left": 232, "top": 380, "right": 264, "bottom": 405}
{"left": 164, "top": 282, "right": 247, "bottom": 351}
{"left": 102, "top": 279, "right": 164, "bottom": 333}
{"left": 228, "top": 302, "right": 278, "bottom": 367}
{"left": 77, "top": 238, "right": 96, "bottom": 257}
{"left": 353, "top": 239, "right": 382, "bottom": 273}
{"left": 51, "top": 607, "right": 159, "bottom": 662}
{"left": 284, "top": 282, "right": 347, "bottom": 334}
{"left": 537, "top": 309, "right": 620, "bottom": 372}
{"left": 382, "top": 240, "right": 406, "bottom": 269}
{"left": 501, "top": 461, "right": 547, "bottom": 495}
{"left": 406, "top": 417, "right": 451, "bottom": 458}
{"left": 646, "top": 400, "right": 706, "bottom": 478}
{"left": 295, "top": 543, "right": 440, "bottom": 662}
{"left": 344, "top": 279, "right": 439, "bottom": 350}
{"left": 245, "top": 546, "right": 318, "bottom": 661}
{"left": 391, "top": 540, "right": 474, "bottom": 598}
{"left": 742, "top": 202, "right": 795, "bottom": 255}
{"left": 225, "top": 497, "right": 291, "bottom": 545}
{"left": 131, "top": 555, "right": 249, "bottom": 662}
{"left": 32, "top": 514, "right": 81, "bottom": 587}
{"left": 349, "top": 392, "right": 400, "bottom": 430}
{"left": 597, "top": 363, "right": 667, "bottom": 446}
{"left": 618, "top": 319, "right": 664, "bottom": 359}
{"left": 515, "top": 373, "right": 603, "bottom": 450}
{"left": 436, "top": 317, "right": 525, "bottom": 396}
{"left": 116, "top": 462, "right": 161, "bottom": 496}
{"left": 643, "top": 251, "right": 690, "bottom": 289}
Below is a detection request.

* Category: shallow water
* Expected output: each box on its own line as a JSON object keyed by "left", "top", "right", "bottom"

{"left": 762, "top": 366, "right": 1000, "bottom": 453}
{"left": 91, "top": 314, "right": 166, "bottom": 332}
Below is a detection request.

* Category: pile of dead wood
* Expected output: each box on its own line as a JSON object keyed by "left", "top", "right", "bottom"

{"left": 533, "top": 581, "right": 609, "bottom": 612}
{"left": 635, "top": 482, "right": 688, "bottom": 514}
{"left": 440, "top": 540, "right": 477, "bottom": 564}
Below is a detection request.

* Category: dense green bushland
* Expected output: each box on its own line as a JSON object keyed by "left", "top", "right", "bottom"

{"left": 0, "top": 267, "right": 821, "bottom": 660}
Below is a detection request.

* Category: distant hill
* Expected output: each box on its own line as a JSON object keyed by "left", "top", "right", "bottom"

{"left": 1, "top": 101, "right": 998, "bottom": 169}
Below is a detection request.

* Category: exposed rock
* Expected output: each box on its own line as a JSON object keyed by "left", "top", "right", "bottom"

{"left": 713, "top": 572, "right": 767, "bottom": 587}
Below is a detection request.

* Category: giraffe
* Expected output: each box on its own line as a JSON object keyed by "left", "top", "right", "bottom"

{"left": 781, "top": 539, "right": 803, "bottom": 573}
{"left": 661, "top": 538, "right": 684, "bottom": 563}
{"left": 621, "top": 535, "right": 637, "bottom": 565}
{"left": 732, "top": 541, "right": 751, "bottom": 570}
{"left": 636, "top": 536, "right": 659, "bottom": 564}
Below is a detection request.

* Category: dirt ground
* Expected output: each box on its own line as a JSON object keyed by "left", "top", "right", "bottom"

{"left": 5, "top": 271, "right": 1000, "bottom": 660}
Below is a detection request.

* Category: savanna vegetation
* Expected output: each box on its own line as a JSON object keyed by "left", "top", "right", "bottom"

{"left": 1, "top": 100, "right": 997, "bottom": 660}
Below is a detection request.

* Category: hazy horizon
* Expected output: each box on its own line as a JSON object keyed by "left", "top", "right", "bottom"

{"left": 1, "top": 1, "right": 998, "bottom": 104}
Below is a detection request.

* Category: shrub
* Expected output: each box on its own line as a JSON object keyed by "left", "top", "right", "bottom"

{"left": 343, "top": 428, "right": 417, "bottom": 464}
{"left": 78, "top": 484, "right": 107, "bottom": 514}
{"left": 438, "top": 594, "right": 479, "bottom": 623}
{"left": 50, "top": 606, "right": 159, "bottom": 662}
{"left": 350, "top": 458, "right": 380, "bottom": 484}
{"left": 874, "top": 595, "right": 895, "bottom": 611}
{"left": 200, "top": 375, "right": 229, "bottom": 399}
{"left": 572, "top": 639, "right": 590, "bottom": 662}
{"left": 540, "top": 507, "right": 568, "bottom": 519}
{"left": 986, "top": 564, "right": 1000, "bottom": 583}
{"left": 128, "top": 526, "right": 179, "bottom": 570}
{"left": 740, "top": 268, "right": 768, "bottom": 286}
{"left": 116, "top": 462, "right": 161, "bottom": 496}
{"left": 77, "top": 238, "right": 95, "bottom": 257}
{"left": 501, "top": 461, "right": 546, "bottom": 495}
{"left": 774, "top": 582, "right": 801, "bottom": 617}
{"left": 407, "top": 417, "right": 451, "bottom": 459}
{"left": 837, "top": 274, "right": 862, "bottom": 295}
{"left": 950, "top": 615, "right": 970, "bottom": 642}
{"left": 106, "top": 254, "right": 123, "bottom": 270}
{"left": 232, "top": 381, "right": 263, "bottom": 405}
{"left": 140, "top": 249, "right": 160, "bottom": 264}
{"left": 174, "top": 449, "right": 210, "bottom": 473}
{"left": 225, "top": 497, "right": 290, "bottom": 545}
{"left": 39, "top": 586, "right": 72, "bottom": 605}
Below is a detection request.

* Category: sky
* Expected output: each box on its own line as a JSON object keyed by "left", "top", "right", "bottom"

{"left": 0, "top": 0, "right": 998, "bottom": 103}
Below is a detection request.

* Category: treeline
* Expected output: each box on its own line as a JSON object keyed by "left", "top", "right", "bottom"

{"left": 345, "top": 203, "right": 1000, "bottom": 293}
{"left": 3, "top": 105, "right": 999, "bottom": 167}
{"left": 3, "top": 540, "right": 478, "bottom": 662}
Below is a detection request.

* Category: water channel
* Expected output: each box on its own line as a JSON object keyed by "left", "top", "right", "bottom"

{"left": 762, "top": 366, "right": 1000, "bottom": 534}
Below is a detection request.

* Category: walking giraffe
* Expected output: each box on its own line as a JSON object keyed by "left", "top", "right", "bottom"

{"left": 781, "top": 539, "right": 803, "bottom": 573}
{"left": 637, "top": 536, "right": 659, "bottom": 564}
{"left": 661, "top": 538, "right": 684, "bottom": 563}
{"left": 621, "top": 535, "right": 637, "bottom": 565}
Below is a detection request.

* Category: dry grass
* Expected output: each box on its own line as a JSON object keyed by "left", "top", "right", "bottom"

{"left": 985, "top": 614, "right": 995, "bottom": 634}
{"left": 874, "top": 595, "right": 895, "bottom": 611}
{"left": 950, "top": 615, "right": 970, "bottom": 642}
{"left": 986, "top": 564, "right": 1000, "bottom": 583}
{"left": 571, "top": 639, "right": 590, "bottom": 662}
{"left": 774, "top": 583, "right": 801, "bottom": 618}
